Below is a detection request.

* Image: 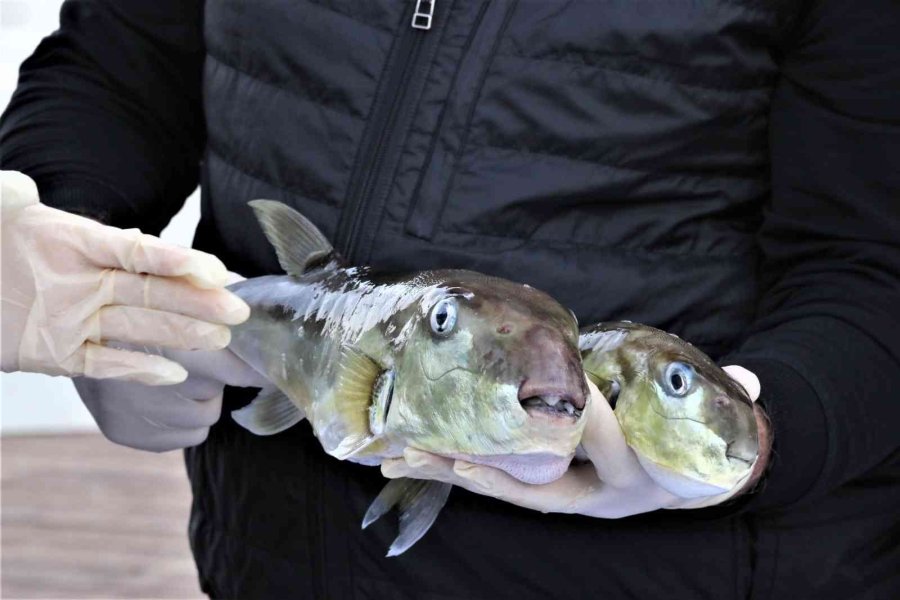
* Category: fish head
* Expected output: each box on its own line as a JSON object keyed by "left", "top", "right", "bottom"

{"left": 583, "top": 324, "right": 759, "bottom": 496}
{"left": 384, "top": 272, "right": 588, "bottom": 485}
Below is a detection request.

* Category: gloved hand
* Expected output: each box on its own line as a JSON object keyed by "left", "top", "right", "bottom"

{"left": 74, "top": 346, "right": 268, "bottom": 452}
{"left": 1, "top": 170, "right": 249, "bottom": 385}
{"left": 382, "top": 366, "right": 770, "bottom": 516}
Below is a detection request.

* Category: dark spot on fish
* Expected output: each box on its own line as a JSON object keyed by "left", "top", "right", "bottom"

{"left": 304, "top": 251, "right": 341, "bottom": 272}
{"left": 265, "top": 303, "right": 297, "bottom": 321}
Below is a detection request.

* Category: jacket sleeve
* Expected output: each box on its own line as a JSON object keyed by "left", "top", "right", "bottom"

{"left": 0, "top": 0, "right": 205, "bottom": 234}
{"left": 724, "top": 0, "right": 900, "bottom": 510}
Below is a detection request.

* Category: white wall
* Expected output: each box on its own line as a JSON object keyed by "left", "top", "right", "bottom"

{"left": 0, "top": 0, "right": 201, "bottom": 433}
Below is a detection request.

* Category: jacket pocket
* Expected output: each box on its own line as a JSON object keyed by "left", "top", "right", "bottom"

{"left": 404, "top": 0, "right": 517, "bottom": 240}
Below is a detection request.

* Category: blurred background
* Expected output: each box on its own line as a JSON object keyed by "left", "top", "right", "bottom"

{"left": 2, "top": 1, "right": 205, "bottom": 597}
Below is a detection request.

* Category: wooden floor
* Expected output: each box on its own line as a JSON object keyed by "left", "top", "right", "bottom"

{"left": 1, "top": 434, "right": 205, "bottom": 599}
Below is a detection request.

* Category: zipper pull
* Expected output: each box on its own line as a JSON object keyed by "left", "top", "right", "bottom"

{"left": 411, "top": 0, "right": 435, "bottom": 30}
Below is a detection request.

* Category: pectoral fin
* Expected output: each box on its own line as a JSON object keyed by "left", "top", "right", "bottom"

{"left": 362, "top": 478, "right": 453, "bottom": 557}
{"left": 329, "top": 346, "right": 392, "bottom": 460}
{"left": 231, "top": 386, "right": 304, "bottom": 435}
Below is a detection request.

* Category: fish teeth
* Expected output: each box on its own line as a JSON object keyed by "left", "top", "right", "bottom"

{"left": 520, "top": 396, "right": 580, "bottom": 417}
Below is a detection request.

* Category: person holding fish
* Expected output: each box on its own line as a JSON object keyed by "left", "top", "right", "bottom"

{"left": 0, "top": 169, "right": 263, "bottom": 448}
{"left": 2, "top": 1, "right": 898, "bottom": 599}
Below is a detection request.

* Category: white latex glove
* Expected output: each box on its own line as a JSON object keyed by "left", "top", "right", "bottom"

{"left": 382, "top": 366, "right": 770, "bottom": 516}
{"left": 1, "top": 170, "right": 250, "bottom": 385}
{"left": 74, "top": 346, "right": 268, "bottom": 452}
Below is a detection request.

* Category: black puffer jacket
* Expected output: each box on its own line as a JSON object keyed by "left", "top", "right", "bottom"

{"left": 3, "top": 1, "right": 900, "bottom": 598}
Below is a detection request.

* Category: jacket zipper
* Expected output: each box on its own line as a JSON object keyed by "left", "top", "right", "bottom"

{"left": 336, "top": 1, "right": 437, "bottom": 259}
{"left": 412, "top": 0, "right": 437, "bottom": 29}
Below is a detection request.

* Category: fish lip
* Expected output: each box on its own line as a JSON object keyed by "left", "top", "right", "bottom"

{"left": 522, "top": 405, "right": 583, "bottom": 422}
{"left": 447, "top": 452, "right": 575, "bottom": 484}
{"left": 519, "top": 394, "right": 584, "bottom": 420}
{"left": 517, "top": 385, "right": 586, "bottom": 420}
{"left": 725, "top": 441, "right": 758, "bottom": 465}
{"left": 726, "top": 454, "right": 755, "bottom": 466}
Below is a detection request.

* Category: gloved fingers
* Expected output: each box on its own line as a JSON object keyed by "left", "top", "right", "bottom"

{"left": 670, "top": 470, "right": 753, "bottom": 510}
{"left": 453, "top": 460, "right": 610, "bottom": 515}
{"left": 82, "top": 342, "right": 188, "bottom": 385}
{"left": 225, "top": 271, "right": 246, "bottom": 285}
{"left": 722, "top": 365, "right": 760, "bottom": 402}
{"left": 77, "top": 372, "right": 222, "bottom": 428}
{"left": 382, "top": 449, "right": 457, "bottom": 482}
{"left": 451, "top": 461, "right": 677, "bottom": 518}
{"left": 93, "top": 306, "right": 231, "bottom": 350}
{"left": 580, "top": 379, "right": 648, "bottom": 489}
{"left": 141, "top": 389, "right": 224, "bottom": 430}
{"left": 186, "top": 394, "right": 224, "bottom": 429}
{"left": 78, "top": 221, "right": 230, "bottom": 289}
{"left": 381, "top": 449, "right": 684, "bottom": 518}
{"left": 382, "top": 449, "right": 600, "bottom": 515}
{"left": 162, "top": 348, "right": 269, "bottom": 389}
{"left": 105, "top": 418, "right": 211, "bottom": 452}
{"left": 170, "top": 375, "right": 226, "bottom": 401}
{"left": 110, "top": 270, "right": 249, "bottom": 325}
{"left": 101, "top": 342, "right": 267, "bottom": 389}
{"left": 129, "top": 426, "right": 211, "bottom": 453}
{"left": 574, "top": 480, "right": 681, "bottom": 518}
{"left": 75, "top": 377, "right": 213, "bottom": 452}
{"left": 0, "top": 170, "right": 39, "bottom": 211}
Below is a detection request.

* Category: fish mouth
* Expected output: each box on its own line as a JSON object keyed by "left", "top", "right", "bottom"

{"left": 725, "top": 440, "right": 758, "bottom": 466}
{"left": 449, "top": 452, "right": 574, "bottom": 484}
{"left": 518, "top": 391, "right": 584, "bottom": 420}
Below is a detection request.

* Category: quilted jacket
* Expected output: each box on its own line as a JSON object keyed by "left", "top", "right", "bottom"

{"left": 3, "top": 1, "right": 899, "bottom": 598}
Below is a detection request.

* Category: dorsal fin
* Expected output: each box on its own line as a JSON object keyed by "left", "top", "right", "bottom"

{"left": 248, "top": 199, "right": 337, "bottom": 277}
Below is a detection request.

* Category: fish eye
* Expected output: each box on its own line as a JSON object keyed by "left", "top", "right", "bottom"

{"left": 607, "top": 380, "right": 621, "bottom": 410}
{"left": 664, "top": 362, "right": 694, "bottom": 397}
{"left": 429, "top": 297, "right": 458, "bottom": 336}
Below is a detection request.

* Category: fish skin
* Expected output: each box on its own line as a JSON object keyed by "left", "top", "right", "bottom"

{"left": 226, "top": 199, "right": 591, "bottom": 555}
{"left": 580, "top": 321, "right": 759, "bottom": 496}
{"left": 226, "top": 254, "right": 588, "bottom": 480}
